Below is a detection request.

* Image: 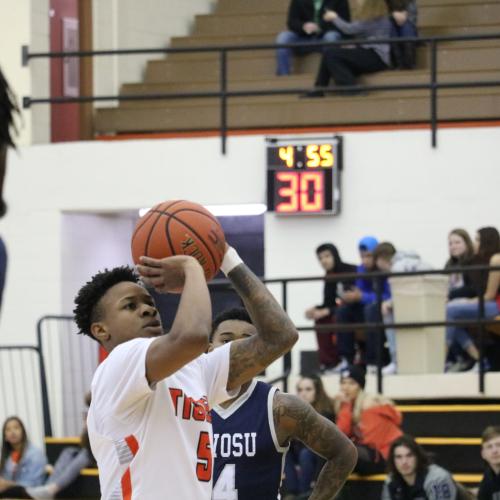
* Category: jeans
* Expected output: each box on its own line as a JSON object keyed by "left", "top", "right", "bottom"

{"left": 275, "top": 30, "right": 341, "bottom": 76}
{"left": 446, "top": 300, "right": 499, "bottom": 350}
{"left": 284, "top": 444, "right": 322, "bottom": 494}
{"left": 390, "top": 20, "right": 418, "bottom": 38}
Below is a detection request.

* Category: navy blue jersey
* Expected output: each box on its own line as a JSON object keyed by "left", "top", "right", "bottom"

{"left": 211, "top": 380, "right": 289, "bottom": 500}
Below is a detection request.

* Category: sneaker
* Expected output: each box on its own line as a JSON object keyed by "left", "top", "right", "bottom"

{"left": 382, "top": 362, "right": 397, "bottom": 375}
{"left": 469, "top": 359, "right": 491, "bottom": 373}
{"left": 331, "top": 358, "right": 350, "bottom": 373}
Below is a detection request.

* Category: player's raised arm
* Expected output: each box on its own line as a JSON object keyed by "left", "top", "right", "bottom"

{"left": 136, "top": 255, "right": 212, "bottom": 383}
{"left": 274, "top": 392, "right": 357, "bottom": 500}
{"left": 221, "top": 247, "right": 299, "bottom": 390}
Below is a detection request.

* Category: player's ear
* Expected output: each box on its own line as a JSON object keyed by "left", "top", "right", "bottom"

{"left": 206, "top": 342, "right": 214, "bottom": 353}
{"left": 91, "top": 322, "right": 110, "bottom": 343}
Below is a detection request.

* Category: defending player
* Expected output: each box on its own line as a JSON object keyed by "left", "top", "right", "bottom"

{"left": 74, "top": 246, "right": 298, "bottom": 499}
{"left": 210, "top": 308, "right": 357, "bottom": 500}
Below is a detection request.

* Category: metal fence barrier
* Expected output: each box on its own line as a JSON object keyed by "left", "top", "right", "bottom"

{"left": 21, "top": 32, "right": 500, "bottom": 153}
{"left": 0, "top": 345, "right": 47, "bottom": 447}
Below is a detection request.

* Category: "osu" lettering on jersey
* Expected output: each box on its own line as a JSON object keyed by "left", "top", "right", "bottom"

{"left": 213, "top": 432, "right": 257, "bottom": 458}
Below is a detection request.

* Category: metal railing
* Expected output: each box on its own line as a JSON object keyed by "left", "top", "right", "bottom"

{"left": 209, "top": 264, "right": 500, "bottom": 394}
{"left": 0, "top": 345, "right": 49, "bottom": 446}
{"left": 21, "top": 32, "right": 500, "bottom": 153}
{"left": 3, "top": 264, "right": 496, "bottom": 436}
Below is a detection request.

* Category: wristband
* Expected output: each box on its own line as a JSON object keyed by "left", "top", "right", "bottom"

{"left": 220, "top": 247, "right": 243, "bottom": 276}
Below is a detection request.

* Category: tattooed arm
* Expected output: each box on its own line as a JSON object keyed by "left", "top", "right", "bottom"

{"left": 226, "top": 263, "right": 298, "bottom": 390}
{"left": 274, "top": 392, "right": 357, "bottom": 500}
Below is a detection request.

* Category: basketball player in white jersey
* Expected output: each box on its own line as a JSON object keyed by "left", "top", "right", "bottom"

{"left": 73, "top": 246, "right": 298, "bottom": 499}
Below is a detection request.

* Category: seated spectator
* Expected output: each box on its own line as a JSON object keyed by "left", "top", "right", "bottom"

{"left": 307, "top": 2, "right": 391, "bottom": 95}
{"left": 283, "top": 375, "right": 335, "bottom": 496}
{"left": 478, "top": 426, "right": 500, "bottom": 500}
{"left": 0, "top": 393, "right": 94, "bottom": 500}
{"left": 386, "top": 0, "right": 418, "bottom": 69}
{"left": 373, "top": 242, "right": 398, "bottom": 374}
{"left": 0, "top": 417, "right": 47, "bottom": 494}
{"left": 276, "top": 0, "right": 350, "bottom": 76}
{"left": 335, "top": 365, "right": 402, "bottom": 474}
{"left": 446, "top": 226, "right": 500, "bottom": 372}
{"left": 445, "top": 228, "right": 476, "bottom": 370}
{"left": 334, "top": 236, "right": 391, "bottom": 372}
{"left": 304, "top": 243, "right": 356, "bottom": 372}
{"left": 382, "top": 434, "right": 458, "bottom": 499}
{"left": 446, "top": 229, "right": 476, "bottom": 300}
{"left": 375, "top": 243, "right": 430, "bottom": 375}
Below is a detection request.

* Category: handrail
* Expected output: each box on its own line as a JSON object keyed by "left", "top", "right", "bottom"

{"left": 21, "top": 32, "right": 500, "bottom": 153}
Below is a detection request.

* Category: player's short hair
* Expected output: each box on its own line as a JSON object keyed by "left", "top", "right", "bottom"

{"left": 73, "top": 266, "right": 139, "bottom": 340}
{"left": 210, "top": 307, "right": 252, "bottom": 341}
{"left": 374, "top": 242, "right": 397, "bottom": 262}
{"left": 482, "top": 425, "right": 500, "bottom": 444}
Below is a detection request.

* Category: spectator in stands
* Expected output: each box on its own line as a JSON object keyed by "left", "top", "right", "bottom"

{"left": 334, "top": 236, "right": 391, "bottom": 372}
{"left": 335, "top": 365, "right": 402, "bottom": 474}
{"left": 373, "top": 242, "right": 398, "bottom": 375}
{"left": 0, "top": 417, "right": 47, "bottom": 495}
{"left": 304, "top": 243, "right": 357, "bottom": 372}
{"left": 283, "top": 375, "right": 336, "bottom": 496}
{"left": 446, "top": 226, "right": 500, "bottom": 372}
{"left": 478, "top": 425, "right": 500, "bottom": 499}
{"left": 276, "top": 0, "right": 351, "bottom": 76}
{"left": 306, "top": 1, "right": 392, "bottom": 95}
{"left": 445, "top": 229, "right": 476, "bottom": 300}
{"left": 27, "top": 393, "right": 94, "bottom": 500}
{"left": 382, "top": 434, "right": 458, "bottom": 499}
{"left": 386, "top": 0, "right": 418, "bottom": 69}
{"left": 0, "top": 67, "right": 18, "bottom": 314}
{"left": 374, "top": 242, "right": 430, "bottom": 375}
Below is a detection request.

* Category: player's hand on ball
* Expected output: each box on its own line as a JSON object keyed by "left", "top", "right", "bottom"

{"left": 137, "top": 255, "right": 201, "bottom": 293}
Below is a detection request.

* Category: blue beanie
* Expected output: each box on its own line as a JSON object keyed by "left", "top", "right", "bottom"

{"left": 358, "top": 236, "right": 378, "bottom": 253}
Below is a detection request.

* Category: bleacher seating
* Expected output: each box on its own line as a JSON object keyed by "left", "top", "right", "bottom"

{"left": 43, "top": 402, "right": 499, "bottom": 499}
{"left": 94, "top": 0, "right": 500, "bottom": 135}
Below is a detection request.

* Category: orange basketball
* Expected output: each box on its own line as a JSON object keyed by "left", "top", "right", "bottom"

{"left": 131, "top": 200, "right": 226, "bottom": 282}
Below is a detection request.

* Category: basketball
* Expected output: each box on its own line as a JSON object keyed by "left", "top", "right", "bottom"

{"left": 131, "top": 200, "right": 226, "bottom": 282}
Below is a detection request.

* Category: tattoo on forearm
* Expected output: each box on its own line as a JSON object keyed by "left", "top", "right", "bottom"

{"left": 226, "top": 265, "right": 298, "bottom": 387}
{"left": 274, "top": 394, "right": 356, "bottom": 500}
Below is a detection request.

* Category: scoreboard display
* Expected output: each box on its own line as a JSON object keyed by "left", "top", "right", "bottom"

{"left": 266, "top": 137, "right": 342, "bottom": 215}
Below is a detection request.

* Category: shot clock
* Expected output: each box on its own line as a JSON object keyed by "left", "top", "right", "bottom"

{"left": 266, "top": 136, "right": 342, "bottom": 215}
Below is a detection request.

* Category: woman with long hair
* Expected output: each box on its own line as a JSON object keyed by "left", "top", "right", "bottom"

{"left": 446, "top": 226, "right": 500, "bottom": 372}
{"left": 0, "top": 416, "right": 46, "bottom": 493}
{"left": 283, "top": 375, "right": 336, "bottom": 497}
{"left": 445, "top": 228, "right": 475, "bottom": 298}
{"left": 335, "top": 366, "right": 402, "bottom": 474}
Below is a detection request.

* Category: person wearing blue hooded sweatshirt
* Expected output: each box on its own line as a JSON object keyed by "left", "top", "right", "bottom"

{"left": 333, "top": 236, "right": 391, "bottom": 372}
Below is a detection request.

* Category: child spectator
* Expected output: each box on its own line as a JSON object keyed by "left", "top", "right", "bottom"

{"left": 386, "top": 0, "right": 418, "bottom": 69}
{"left": 335, "top": 236, "right": 391, "bottom": 372}
{"left": 304, "top": 243, "right": 356, "bottom": 372}
{"left": 276, "top": 0, "right": 350, "bottom": 76}
{"left": 0, "top": 417, "right": 47, "bottom": 494}
{"left": 335, "top": 365, "right": 402, "bottom": 474}
{"left": 382, "top": 434, "right": 458, "bottom": 499}
{"left": 478, "top": 426, "right": 500, "bottom": 499}
{"left": 283, "top": 375, "right": 336, "bottom": 496}
{"left": 446, "top": 226, "right": 500, "bottom": 372}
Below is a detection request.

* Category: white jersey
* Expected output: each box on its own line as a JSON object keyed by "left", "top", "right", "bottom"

{"left": 87, "top": 337, "right": 235, "bottom": 500}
